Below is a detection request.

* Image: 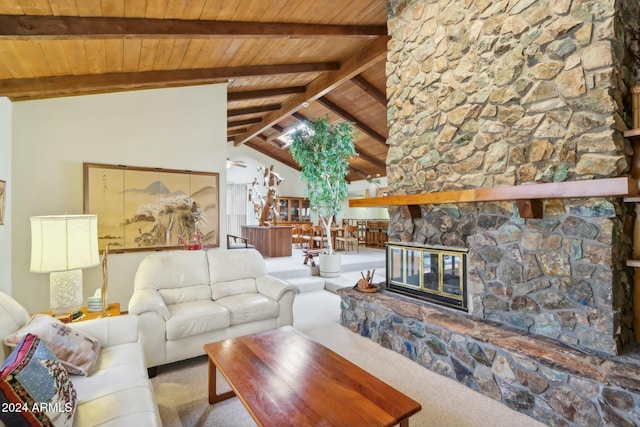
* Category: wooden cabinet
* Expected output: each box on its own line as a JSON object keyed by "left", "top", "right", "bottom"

{"left": 241, "top": 225, "right": 293, "bottom": 257}
{"left": 277, "top": 197, "right": 310, "bottom": 223}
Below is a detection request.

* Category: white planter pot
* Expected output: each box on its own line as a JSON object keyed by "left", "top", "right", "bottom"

{"left": 319, "top": 253, "right": 342, "bottom": 278}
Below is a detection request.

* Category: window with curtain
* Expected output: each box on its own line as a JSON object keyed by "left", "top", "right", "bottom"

{"left": 226, "top": 183, "right": 252, "bottom": 235}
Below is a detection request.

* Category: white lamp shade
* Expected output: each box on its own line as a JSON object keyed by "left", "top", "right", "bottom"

{"left": 30, "top": 215, "right": 100, "bottom": 273}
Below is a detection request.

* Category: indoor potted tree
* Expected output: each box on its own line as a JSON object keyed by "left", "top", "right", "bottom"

{"left": 289, "top": 115, "right": 356, "bottom": 277}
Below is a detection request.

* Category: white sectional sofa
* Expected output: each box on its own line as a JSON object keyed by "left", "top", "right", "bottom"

{"left": 0, "top": 291, "right": 161, "bottom": 427}
{"left": 128, "top": 248, "right": 299, "bottom": 370}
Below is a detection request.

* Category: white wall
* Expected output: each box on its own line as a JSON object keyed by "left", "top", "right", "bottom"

{"left": 342, "top": 178, "right": 390, "bottom": 221}
{"left": 0, "top": 98, "right": 11, "bottom": 295}
{"left": 226, "top": 142, "right": 305, "bottom": 196}
{"left": 12, "top": 84, "right": 227, "bottom": 312}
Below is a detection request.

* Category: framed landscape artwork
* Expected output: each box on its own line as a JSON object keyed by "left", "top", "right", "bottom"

{"left": 83, "top": 163, "right": 219, "bottom": 253}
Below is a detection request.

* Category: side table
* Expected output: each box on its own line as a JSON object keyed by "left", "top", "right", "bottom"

{"left": 38, "top": 302, "right": 121, "bottom": 323}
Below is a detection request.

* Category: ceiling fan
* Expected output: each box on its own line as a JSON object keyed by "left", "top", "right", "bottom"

{"left": 227, "top": 158, "right": 247, "bottom": 168}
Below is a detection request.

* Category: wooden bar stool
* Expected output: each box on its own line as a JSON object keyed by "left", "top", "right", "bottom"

{"left": 336, "top": 224, "right": 359, "bottom": 253}
{"left": 377, "top": 221, "right": 389, "bottom": 247}
{"left": 357, "top": 220, "right": 367, "bottom": 248}
{"left": 300, "top": 224, "right": 313, "bottom": 249}
{"left": 311, "top": 225, "right": 328, "bottom": 249}
{"left": 366, "top": 221, "right": 379, "bottom": 247}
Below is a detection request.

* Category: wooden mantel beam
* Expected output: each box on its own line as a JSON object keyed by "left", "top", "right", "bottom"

{"left": 349, "top": 177, "right": 639, "bottom": 219}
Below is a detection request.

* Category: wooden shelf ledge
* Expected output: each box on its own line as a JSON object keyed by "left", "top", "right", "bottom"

{"left": 627, "top": 260, "right": 640, "bottom": 268}
{"left": 349, "top": 177, "right": 639, "bottom": 219}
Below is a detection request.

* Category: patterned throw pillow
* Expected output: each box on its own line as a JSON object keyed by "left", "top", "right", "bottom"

{"left": 4, "top": 314, "right": 101, "bottom": 376}
{"left": 0, "top": 334, "right": 77, "bottom": 427}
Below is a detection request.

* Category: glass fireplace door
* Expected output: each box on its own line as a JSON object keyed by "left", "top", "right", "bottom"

{"left": 386, "top": 243, "right": 468, "bottom": 311}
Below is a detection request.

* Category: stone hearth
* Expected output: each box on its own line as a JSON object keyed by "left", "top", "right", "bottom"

{"left": 339, "top": 287, "right": 640, "bottom": 426}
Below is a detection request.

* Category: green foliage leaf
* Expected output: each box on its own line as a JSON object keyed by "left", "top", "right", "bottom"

{"left": 289, "top": 115, "right": 357, "bottom": 248}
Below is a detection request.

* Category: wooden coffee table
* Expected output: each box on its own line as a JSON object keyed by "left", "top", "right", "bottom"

{"left": 204, "top": 326, "right": 421, "bottom": 427}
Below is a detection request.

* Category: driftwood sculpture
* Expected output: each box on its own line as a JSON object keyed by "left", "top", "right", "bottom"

{"left": 251, "top": 165, "right": 283, "bottom": 226}
{"left": 354, "top": 269, "right": 379, "bottom": 292}
{"left": 248, "top": 178, "right": 265, "bottom": 221}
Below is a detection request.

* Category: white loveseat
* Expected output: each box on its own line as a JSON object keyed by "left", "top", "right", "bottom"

{"left": 128, "top": 248, "right": 299, "bottom": 370}
{"left": 0, "top": 292, "right": 161, "bottom": 427}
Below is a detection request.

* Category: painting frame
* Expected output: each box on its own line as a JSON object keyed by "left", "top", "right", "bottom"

{"left": 0, "top": 180, "right": 5, "bottom": 225}
{"left": 83, "top": 163, "right": 220, "bottom": 253}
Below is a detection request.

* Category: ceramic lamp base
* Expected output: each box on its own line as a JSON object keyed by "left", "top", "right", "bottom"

{"left": 50, "top": 269, "right": 83, "bottom": 315}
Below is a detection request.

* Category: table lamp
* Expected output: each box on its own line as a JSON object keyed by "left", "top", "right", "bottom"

{"left": 30, "top": 215, "right": 100, "bottom": 315}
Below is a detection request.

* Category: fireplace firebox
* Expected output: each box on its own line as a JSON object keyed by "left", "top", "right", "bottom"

{"left": 386, "top": 242, "right": 468, "bottom": 311}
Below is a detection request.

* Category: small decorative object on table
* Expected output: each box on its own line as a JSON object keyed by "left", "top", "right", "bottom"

{"left": 366, "top": 174, "right": 382, "bottom": 198}
{"left": 87, "top": 295, "right": 102, "bottom": 312}
{"left": 354, "top": 269, "right": 380, "bottom": 293}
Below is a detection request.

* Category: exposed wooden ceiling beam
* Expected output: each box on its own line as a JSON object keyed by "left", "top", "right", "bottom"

{"left": 234, "top": 36, "right": 389, "bottom": 146}
{"left": 0, "top": 15, "right": 387, "bottom": 40}
{"left": 246, "top": 140, "right": 300, "bottom": 170}
{"left": 227, "top": 128, "right": 247, "bottom": 137}
{"left": 1, "top": 62, "right": 338, "bottom": 99}
{"left": 292, "top": 112, "right": 308, "bottom": 122}
{"left": 228, "top": 86, "right": 306, "bottom": 101}
{"left": 317, "top": 96, "right": 387, "bottom": 146}
{"left": 354, "top": 149, "right": 387, "bottom": 169}
{"left": 352, "top": 75, "right": 387, "bottom": 106}
{"left": 228, "top": 118, "right": 262, "bottom": 128}
{"left": 349, "top": 165, "right": 375, "bottom": 181}
{"left": 228, "top": 104, "right": 282, "bottom": 117}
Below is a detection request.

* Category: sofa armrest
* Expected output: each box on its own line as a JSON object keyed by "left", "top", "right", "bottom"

{"left": 70, "top": 315, "right": 139, "bottom": 347}
{"left": 256, "top": 276, "right": 299, "bottom": 301}
{"left": 128, "top": 288, "right": 170, "bottom": 320}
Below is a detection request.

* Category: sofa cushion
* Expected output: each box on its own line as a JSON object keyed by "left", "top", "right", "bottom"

{"left": 71, "top": 343, "right": 148, "bottom": 401}
{"left": 134, "top": 250, "right": 210, "bottom": 292}
{"left": 215, "top": 294, "right": 279, "bottom": 325}
{"left": 207, "top": 249, "right": 267, "bottom": 283}
{"left": 0, "top": 334, "right": 77, "bottom": 427}
{"left": 166, "top": 301, "right": 230, "bottom": 341}
{"left": 73, "top": 380, "right": 159, "bottom": 427}
{"left": 4, "top": 315, "right": 101, "bottom": 376}
{"left": 210, "top": 278, "right": 257, "bottom": 300}
{"left": 159, "top": 284, "right": 211, "bottom": 305}
{"left": 0, "top": 291, "right": 30, "bottom": 365}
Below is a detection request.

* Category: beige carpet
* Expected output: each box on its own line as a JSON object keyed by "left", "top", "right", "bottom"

{"left": 151, "top": 291, "right": 545, "bottom": 427}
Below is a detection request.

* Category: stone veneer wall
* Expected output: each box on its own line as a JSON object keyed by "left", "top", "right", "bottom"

{"left": 340, "top": 288, "right": 640, "bottom": 426}
{"left": 385, "top": 0, "right": 638, "bottom": 355}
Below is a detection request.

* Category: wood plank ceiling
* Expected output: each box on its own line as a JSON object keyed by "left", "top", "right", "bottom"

{"left": 0, "top": 0, "right": 390, "bottom": 182}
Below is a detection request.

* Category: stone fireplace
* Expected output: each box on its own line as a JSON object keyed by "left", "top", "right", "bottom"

{"left": 341, "top": 0, "right": 640, "bottom": 425}
{"left": 383, "top": 0, "right": 637, "bottom": 356}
